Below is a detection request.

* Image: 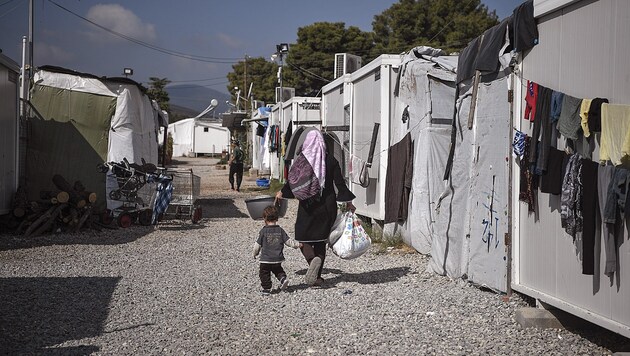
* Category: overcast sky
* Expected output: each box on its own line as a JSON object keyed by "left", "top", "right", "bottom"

{"left": 0, "top": 0, "right": 524, "bottom": 95}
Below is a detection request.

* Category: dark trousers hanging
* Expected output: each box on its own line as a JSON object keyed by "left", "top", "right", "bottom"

{"left": 580, "top": 159, "right": 598, "bottom": 275}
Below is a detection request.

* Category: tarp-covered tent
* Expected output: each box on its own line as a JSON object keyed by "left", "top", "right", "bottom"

{"left": 428, "top": 17, "right": 514, "bottom": 292}
{"left": 0, "top": 53, "right": 20, "bottom": 215}
{"left": 385, "top": 47, "right": 458, "bottom": 256}
{"left": 166, "top": 118, "right": 229, "bottom": 157}
{"left": 29, "top": 66, "right": 162, "bottom": 211}
{"left": 380, "top": 25, "right": 513, "bottom": 293}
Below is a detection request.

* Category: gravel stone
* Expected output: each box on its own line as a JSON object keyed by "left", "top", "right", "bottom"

{"left": 0, "top": 157, "right": 628, "bottom": 355}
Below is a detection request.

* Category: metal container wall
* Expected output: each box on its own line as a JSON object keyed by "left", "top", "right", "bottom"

{"left": 513, "top": 0, "right": 630, "bottom": 337}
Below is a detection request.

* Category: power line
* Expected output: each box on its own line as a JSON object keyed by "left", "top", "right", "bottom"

{"left": 47, "top": 0, "right": 242, "bottom": 64}
{"left": 286, "top": 61, "right": 331, "bottom": 83}
{"left": 165, "top": 81, "right": 229, "bottom": 90}
{"left": 0, "top": 0, "right": 22, "bottom": 19}
{"left": 168, "top": 76, "right": 227, "bottom": 84}
{"left": 0, "top": 0, "right": 17, "bottom": 7}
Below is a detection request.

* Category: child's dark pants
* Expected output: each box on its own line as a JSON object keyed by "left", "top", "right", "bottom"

{"left": 259, "top": 263, "right": 287, "bottom": 290}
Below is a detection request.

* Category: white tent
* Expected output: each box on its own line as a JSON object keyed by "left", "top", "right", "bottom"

{"left": 29, "top": 66, "right": 165, "bottom": 211}
{"left": 166, "top": 118, "right": 229, "bottom": 157}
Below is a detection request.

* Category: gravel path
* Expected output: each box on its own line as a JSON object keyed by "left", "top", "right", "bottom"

{"left": 0, "top": 157, "right": 627, "bottom": 355}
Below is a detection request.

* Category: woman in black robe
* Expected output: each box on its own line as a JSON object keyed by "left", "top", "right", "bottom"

{"left": 275, "top": 133, "right": 355, "bottom": 286}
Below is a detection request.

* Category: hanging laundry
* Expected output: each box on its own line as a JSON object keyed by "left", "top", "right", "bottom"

{"left": 587, "top": 97, "right": 609, "bottom": 134}
{"left": 262, "top": 125, "right": 271, "bottom": 169}
{"left": 518, "top": 136, "right": 537, "bottom": 213}
{"left": 256, "top": 122, "right": 266, "bottom": 137}
{"left": 512, "top": 130, "right": 526, "bottom": 158}
{"left": 557, "top": 94, "right": 582, "bottom": 140}
{"left": 580, "top": 159, "right": 598, "bottom": 275}
{"left": 540, "top": 147, "right": 567, "bottom": 195}
{"left": 511, "top": 0, "right": 539, "bottom": 53}
{"left": 579, "top": 99, "right": 593, "bottom": 138}
{"left": 603, "top": 166, "right": 630, "bottom": 225}
{"left": 600, "top": 103, "right": 630, "bottom": 166}
{"left": 550, "top": 90, "right": 565, "bottom": 123}
{"left": 597, "top": 163, "right": 622, "bottom": 277}
{"left": 523, "top": 80, "right": 538, "bottom": 122}
{"left": 456, "top": 36, "right": 480, "bottom": 84}
{"left": 473, "top": 17, "right": 510, "bottom": 74}
{"left": 384, "top": 133, "right": 413, "bottom": 224}
{"left": 529, "top": 86, "right": 553, "bottom": 175}
{"left": 560, "top": 153, "right": 583, "bottom": 238}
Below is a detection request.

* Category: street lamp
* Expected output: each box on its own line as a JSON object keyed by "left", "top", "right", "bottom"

{"left": 123, "top": 68, "right": 133, "bottom": 78}
{"left": 274, "top": 43, "right": 289, "bottom": 103}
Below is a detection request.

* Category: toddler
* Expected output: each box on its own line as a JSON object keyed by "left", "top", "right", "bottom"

{"left": 253, "top": 205, "right": 302, "bottom": 295}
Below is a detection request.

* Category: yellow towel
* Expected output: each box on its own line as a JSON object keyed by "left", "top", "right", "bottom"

{"left": 580, "top": 98, "right": 593, "bottom": 138}
{"left": 600, "top": 103, "right": 630, "bottom": 166}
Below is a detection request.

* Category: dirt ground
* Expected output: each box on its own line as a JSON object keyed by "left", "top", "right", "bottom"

{"left": 168, "top": 156, "right": 266, "bottom": 197}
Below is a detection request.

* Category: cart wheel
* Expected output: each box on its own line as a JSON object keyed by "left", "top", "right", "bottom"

{"left": 138, "top": 209, "right": 153, "bottom": 226}
{"left": 101, "top": 209, "right": 113, "bottom": 225}
{"left": 192, "top": 206, "right": 202, "bottom": 224}
{"left": 96, "top": 163, "right": 109, "bottom": 173}
{"left": 117, "top": 212, "right": 133, "bottom": 228}
{"left": 109, "top": 190, "right": 122, "bottom": 200}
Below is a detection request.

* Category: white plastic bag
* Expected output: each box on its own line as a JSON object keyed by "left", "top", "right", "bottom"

{"left": 332, "top": 213, "right": 371, "bottom": 259}
{"left": 328, "top": 211, "right": 349, "bottom": 247}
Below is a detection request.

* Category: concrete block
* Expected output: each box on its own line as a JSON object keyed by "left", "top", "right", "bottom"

{"left": 516, "top": 307, "right": 564, "bottom": 329}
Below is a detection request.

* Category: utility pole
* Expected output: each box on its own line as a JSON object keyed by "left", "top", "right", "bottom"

{"left": 243, "top": 55, "right": 248, "bottom": 114}
{"left": 28, "top": 0, "right": 34, "bottom": 82}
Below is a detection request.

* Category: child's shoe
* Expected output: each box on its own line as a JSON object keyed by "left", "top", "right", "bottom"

{"left": 279, "top": 276, "right": 289, "bottom": 290}
{"left": 305, "top": 257, "right": 322, "bottom": 285}
{"left": 261, "top": 289, "right": 271, "bottom": 296}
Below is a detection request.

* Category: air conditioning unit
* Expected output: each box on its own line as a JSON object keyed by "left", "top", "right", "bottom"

{"left": 275, "top": 87, "right": 295, "bottom": 103}
{"left": 334, "top": 53, "right": 362, "bottom": 79}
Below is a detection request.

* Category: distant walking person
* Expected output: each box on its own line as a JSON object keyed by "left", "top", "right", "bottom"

{"left": 253, "top": 205, "right": 302, "bottom": 295}
{"left": 228, "top": 140, "right": 244, "bottom": 191}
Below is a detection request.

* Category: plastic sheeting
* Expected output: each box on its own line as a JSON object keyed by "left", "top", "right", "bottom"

{"left": 429, "top": 76, "right": 510, "bottom": 292}
{"left": 106, "top": 82, "right": 159, "bottom": 165}
{"left": 387, "top": 55, "right": 456, "bottom": 255}
{"left": 389, "top": 51, "right": 510, "bottom": 292}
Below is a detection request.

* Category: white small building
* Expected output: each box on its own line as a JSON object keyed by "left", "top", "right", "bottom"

{"left": 165, "top": 118, "right": 230, "bottom": 157}
{"left": 322, "top": 54, "right": 400, "bottom": 221}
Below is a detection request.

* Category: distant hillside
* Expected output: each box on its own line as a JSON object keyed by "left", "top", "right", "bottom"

{"left": 166, "top": 84, "right": 231, "bottom": 119}
{"left": 169, "top": 104, "right": 200, "bottom": 122}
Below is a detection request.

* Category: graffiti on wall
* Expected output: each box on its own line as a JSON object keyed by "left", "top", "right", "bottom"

{"left": 480, "top": 175, "right": 501, "bottom": 252}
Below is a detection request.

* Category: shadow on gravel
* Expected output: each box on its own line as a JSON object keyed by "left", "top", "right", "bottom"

{"left": 196, "top": 198, "right": 248, "bottom": 219}
{"left": 293, "top": 266, "right": 411, "bottom": 289}
{"left": 0, "top": 226, "right": 153, "bottom": 252}
{"left": 548, "top": 310, "right": 630, "bottom": 353}
{"left": 0, "top": 276, "right": 120, "bottom": 354}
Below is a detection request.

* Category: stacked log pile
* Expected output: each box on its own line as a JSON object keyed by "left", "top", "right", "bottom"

{"left": 11, "top": 174, "right": 102, "bottom": 236}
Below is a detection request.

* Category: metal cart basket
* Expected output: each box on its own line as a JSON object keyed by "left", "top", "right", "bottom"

{"left": 159, "top": 168, "right": 202, "bottom": 223}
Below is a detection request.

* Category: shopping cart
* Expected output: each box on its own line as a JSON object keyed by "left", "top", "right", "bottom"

{"left": 157, "top": 168, "right": 202, "bottom": 224}
{"left": 97, "top": 158, "right": 159, "bottom": 227}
